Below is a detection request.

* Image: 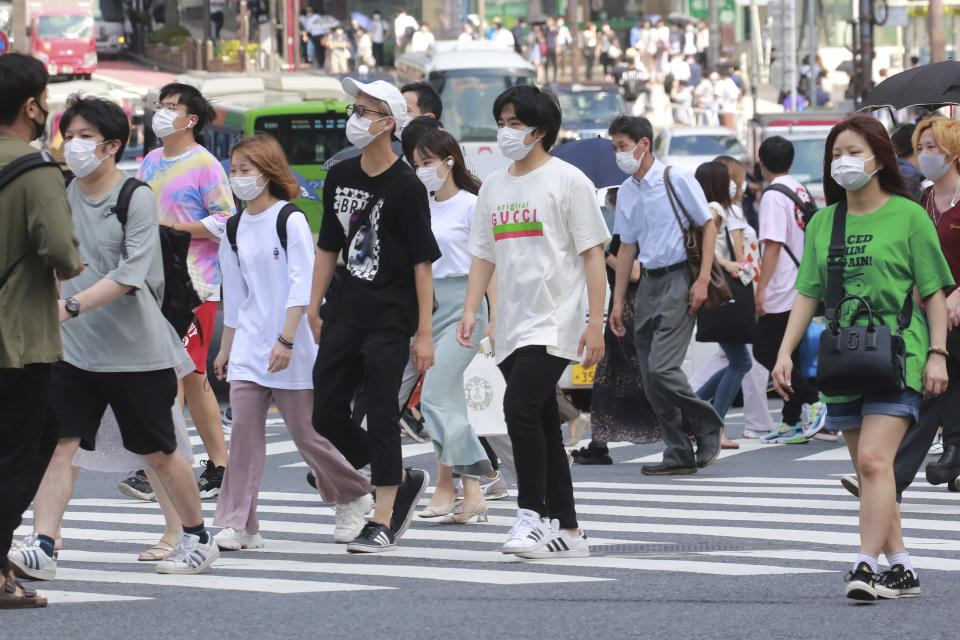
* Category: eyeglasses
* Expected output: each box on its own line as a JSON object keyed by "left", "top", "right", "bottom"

{"left": 152, "top": 100, "right": 186, "bottom": 113}
{"left": 346, "top": 104, "right": 390, "bottom": 120}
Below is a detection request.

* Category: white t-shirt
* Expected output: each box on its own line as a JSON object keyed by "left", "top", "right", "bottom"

{"left": 430, "top": 189, "right": 476, "bottom": 279}
{"left": 469, "top": 157, "right": 611, "bottom": 364}
{"left": 759, "top": 175, "right": 809, "bottom": 314}
{"left": 219, "top": 201, "right": 317, "bottom": 389}
{"left": 712, "top": 203, "right": 748, "bottom": 262}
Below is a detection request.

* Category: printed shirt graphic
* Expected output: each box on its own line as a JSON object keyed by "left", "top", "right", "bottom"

{"left": 469, "top": 157, "right": 610, "bottom": 364}
{"left": 137, "top": 145, "right": 236, "bottom": 290}
{"left": 318, "top": 156, "right": 439, "bottom": 335}
{"left": 795, "top": 195, "right": 954, "bottom": 399}
{"left": 758, "top": 175, "right": 809, "bottom": 313}
{"left": 921, "top": 192, "right": 960, "bottom": 296}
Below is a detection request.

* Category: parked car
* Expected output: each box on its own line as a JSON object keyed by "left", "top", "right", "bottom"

{"left": 654, "top": 126, "right": 748, "bottom": 174}
{"left": 548, "top": 83, "right": 626, "bottom": 146}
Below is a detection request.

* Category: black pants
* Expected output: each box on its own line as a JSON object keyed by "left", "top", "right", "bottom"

{"left": 311, "top": 35, "right": 326, "bottom": 68}
{"left": 312, "top": 320, "right": 409, "bottom": 487}
{"left": 753, "top": 311, "right": 818, "bottom": 425}
{"left": 372, "top": 42, "right": 384, "bottom": 67}
{"left": 0, "top": 364, "right": 57, "bottom": 570}
{"left": 545, "top": 50, "right": 558, "bottom": 82}
{"left": 498, "top": 346, "right": 577, "bottom": 529}
{"left": 211, "top": 11, "right": 224, "bottom": 39}
{"left": 582, "top": 49, "right": 594, "bottom": 80}
{"left": 892, "top": 329, "right": 960, "bottom": 498}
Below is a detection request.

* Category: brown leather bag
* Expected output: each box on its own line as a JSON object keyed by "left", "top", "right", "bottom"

{"left": 663, "top": 166, "right": 733, "bottom": 309}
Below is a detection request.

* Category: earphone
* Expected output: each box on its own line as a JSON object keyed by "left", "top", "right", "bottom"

{"left": 446, "top": 158, "right": 454, "bottom": 167}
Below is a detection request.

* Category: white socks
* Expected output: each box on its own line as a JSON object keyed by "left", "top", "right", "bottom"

{"left": 886, "top": 551, "right": 916, "bottom": 576}
{"left": 854, "top": 553, "right": 879, "bottom": 574}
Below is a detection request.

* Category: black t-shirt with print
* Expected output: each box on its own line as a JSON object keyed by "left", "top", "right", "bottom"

{"left": 318, "top": 155, "right": 440, "bottom": 335}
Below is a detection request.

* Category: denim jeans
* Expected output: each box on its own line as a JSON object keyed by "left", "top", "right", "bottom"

{"left": 696, "top": 343, "right": 753, "bottom": 420}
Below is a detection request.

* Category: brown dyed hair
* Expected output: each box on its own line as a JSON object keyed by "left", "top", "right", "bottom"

{"left": 714, "top": 154, "right": 746, "bottom": 203}
{"left": 823, "top": 115, "right": 912, "bottom": 206}
{"left": 229, "top": 133, "right": 300, "bottom": 201}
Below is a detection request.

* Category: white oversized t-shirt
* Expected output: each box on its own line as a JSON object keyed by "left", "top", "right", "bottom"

{"left": 430, "top": 189, "right": 476, "bottom": 279}
{"left": 468, "top": 157, "right": 611, "bottom": 364}
{"left": 759, "top": 175, "right": 809, "bottom": 314}
{"left": 219, "top": 200, "right": 317, "bottom": 389}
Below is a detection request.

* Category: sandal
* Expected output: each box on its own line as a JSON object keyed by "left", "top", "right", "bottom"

{"left": 720, "top": 438, "right": 740, "bottom": 450}
{"left": 138, "top": 539, "right": 175, "bottom": 561}
{"left": 0, "top": 570, "right": 46, "bottom": 608}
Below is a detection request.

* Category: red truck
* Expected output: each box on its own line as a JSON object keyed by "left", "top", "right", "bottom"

{"left": 29, "top": 4, "right": 97, "bottom": 79}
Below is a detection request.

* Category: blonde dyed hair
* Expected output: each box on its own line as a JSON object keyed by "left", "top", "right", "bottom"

{"left": 229, "top": 133, "right": 300, "bottom": 202}
{"left": 913, "top": 116, "right": 960, "bottom": 172}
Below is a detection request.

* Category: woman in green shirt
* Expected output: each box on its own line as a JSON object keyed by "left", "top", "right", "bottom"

{"left": 771, "top": 116, "right": 952, "bottom": 602}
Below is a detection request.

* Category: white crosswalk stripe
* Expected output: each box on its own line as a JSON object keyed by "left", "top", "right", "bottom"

{"left": 13, "top": 436, "right": 960, "bottom": 604}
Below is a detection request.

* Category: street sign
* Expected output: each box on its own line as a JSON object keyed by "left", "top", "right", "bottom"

{"left": 885, "top": 6, "right": 910, "bottom": 28}
{"left": 0, "top": 30, "right": 8, "bottom": 56}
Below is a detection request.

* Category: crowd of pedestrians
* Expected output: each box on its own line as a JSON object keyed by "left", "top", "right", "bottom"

{"left": 1, "top": 45, "right": 959, "bottom": 609}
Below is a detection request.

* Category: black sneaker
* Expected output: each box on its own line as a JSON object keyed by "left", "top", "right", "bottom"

{"left": 306, "top": 471, "right": 317, "bottom": 490}
{"left": 844, "top": 562, "right": 878, "bottom": 601}
{"left": 118, "top": 470, "right": 156, "bottom": 502}
{"left": 571, "top": 443, "right": 612, "bottom": 465}
{"left": 875, "top": 564, "right": 920, "bottom": 599}
{"left": 389, "top": 467, "right": 429, "bottom": 538}
{"left": 198, "top": 460, "right": 225, "bottom": 499}
{"left": 346, "top": 522, "right": 396, "bottom": 553}
{"left": 399, "top": 408, "right": 428, "bottom": 443}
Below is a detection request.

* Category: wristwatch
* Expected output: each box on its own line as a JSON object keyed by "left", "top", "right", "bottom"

{"left": 64, "top": 297, "right": 80, "bottom": 318}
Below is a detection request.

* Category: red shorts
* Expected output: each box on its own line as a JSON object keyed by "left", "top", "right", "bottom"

{"left": 182, "top": 300, "right": 218, "bottom": 374}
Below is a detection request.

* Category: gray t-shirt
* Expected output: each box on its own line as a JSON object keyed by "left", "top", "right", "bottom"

{"left": 62, "top": 177, "right": 190, "bottom": 373}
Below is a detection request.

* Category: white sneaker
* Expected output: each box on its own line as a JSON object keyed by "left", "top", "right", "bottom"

{"left": 801, "top": 402, "right": 828, "bottom": 438}
{"left": 214, "top": 527, "right": 264, "bottom": 551}
{"left": 456, "top": 471, "right": 510, "bottom": 501}
{"left": 515, "top": 520, "right": 590, "bottom": 559}
{"left": 8, "top": 542, "right": 56, "bottom": 581}
{"left": 929, "top": 433, "right": 944, "bottom": 456}
{"left": 334, "top": 493, "right": 374, "bottom": 543}
{"left": 500, "top": 508, "right": 550, "bottom": 555}
{"left": 155, "top": 532, "right": 219, "bottom": 574}
{"left": 742, "top": 428, "right": 771, "bottom": 439}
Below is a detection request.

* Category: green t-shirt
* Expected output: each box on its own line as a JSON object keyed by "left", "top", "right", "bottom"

{"left": 794, "top": 195, "right": 954, "bottom": 399}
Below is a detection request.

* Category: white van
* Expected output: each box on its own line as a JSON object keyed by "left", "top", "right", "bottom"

{"left": 394, "top": 40, "right": 536, "bottom": 156}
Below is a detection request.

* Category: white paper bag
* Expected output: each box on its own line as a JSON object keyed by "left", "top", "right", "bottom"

{"left": 463, "top": 351, "right": 508, "bottom": 437}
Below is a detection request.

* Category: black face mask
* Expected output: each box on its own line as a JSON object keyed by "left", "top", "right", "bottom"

{"left": 30, "top": 99, "right": 49, "bottom": 142}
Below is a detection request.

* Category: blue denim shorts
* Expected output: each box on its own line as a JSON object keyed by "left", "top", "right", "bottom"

{"left": 825, "top": 389, "right": 924, "bottom": 431}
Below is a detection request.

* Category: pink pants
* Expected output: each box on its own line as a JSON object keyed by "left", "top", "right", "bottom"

{"left": 214, "top": 381, "right": 373, "bottom": 534}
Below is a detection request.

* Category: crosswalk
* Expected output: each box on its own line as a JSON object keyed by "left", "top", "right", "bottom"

{"left": 14, "top": 419, "right": 960, "bottom": 606}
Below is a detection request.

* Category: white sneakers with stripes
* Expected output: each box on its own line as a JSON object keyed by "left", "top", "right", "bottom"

{"left": 155, "top": 532, "right": 220, "bottom": 574}
{"left": 501, "top": 509, "right": 590, "bottom": 558}
{"left": 9, "top": 541, "right": 57, "bottom": 581}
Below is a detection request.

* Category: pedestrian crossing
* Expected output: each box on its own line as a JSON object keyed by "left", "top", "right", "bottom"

{"left": 14, "top": 427, "right": 960, "bottom": 606}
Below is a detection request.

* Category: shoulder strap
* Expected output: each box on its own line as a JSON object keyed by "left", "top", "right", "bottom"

{"left": 226, "top": 211, "right": 243, "bottom": 254}
{"left": 824, "top": 200, "right": 847, "bottom": 323}
{"left": 112, "top": 178, "right": 150, "bottom": 260}
{"left": 342, "top": 172, "right": 404, "bottom": 263}
{"left": 764, "top": 182, "right": 814, "bottom": 214}
{"left": 664, "top": 166, "right": 698, "bottom": 228}
{"left": 0, "top": 151, "right": 60, "bottom": 191}
{"left": 276, "top": 202, "right": 305, "bottom": 252}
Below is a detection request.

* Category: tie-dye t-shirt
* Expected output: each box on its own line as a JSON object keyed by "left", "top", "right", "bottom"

{"left": 137, "top": 145, "right": 236, "bottom": 289}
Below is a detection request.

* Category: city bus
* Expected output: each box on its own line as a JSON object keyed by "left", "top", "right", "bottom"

{"left": 144, "top": 74, "right": 351, "bottom": 230}
{"left": 395, "top": 40, "right": 535, "bottom": 156}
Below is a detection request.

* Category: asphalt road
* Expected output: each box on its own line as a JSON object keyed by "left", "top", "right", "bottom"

{"left": 6, "top": 407, "right": 959, "bottom": 640}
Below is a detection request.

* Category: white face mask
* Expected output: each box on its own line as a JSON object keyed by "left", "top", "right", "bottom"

{"left": 416, "top": 159, "right": 452, "bottom": 194}
{"left": 151, "top": 107, "right": 193, "bottom": 139}
{"left": 830, "top": 154, "right": 877, "bottom": 191}
{"left": 230, "top": 174, "right": 266, "bottom": 201}
{"left": 615, "top": 142, "right": 645, "bottom": 175}
{"left": 918, "top": 152, "right": 952, "bottom": 181}
{"left": 64, "top": 138, "right": 108, "bottom": 178}
{"left": 346, "top": 113, "right": 389, "bottom": 149}
{"left": 497, "top": 126, "right": 538, "bottom": 161}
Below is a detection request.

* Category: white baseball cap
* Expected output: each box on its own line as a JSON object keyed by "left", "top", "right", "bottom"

{"left": 341, "top": 78, "right": 410, "bottom": 134}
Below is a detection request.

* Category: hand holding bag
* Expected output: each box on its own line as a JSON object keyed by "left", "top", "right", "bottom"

{"left": 815, "top": 201, "right": 910, "bottom": 396}
{"left": 663, "top": 166, "right": 733, "bottom": 308}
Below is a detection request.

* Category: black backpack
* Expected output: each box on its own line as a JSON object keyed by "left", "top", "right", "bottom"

{"left": 0, "top": 152, "right": 63, "bottom": 292}
{"left": 225, "top": 202, "right": 306, "bottom": 260}
{"left": 761, "top": 182, "right": 819, "bottom": 266}
{"left": 112, "top": 178, "right": 202, "bottom": 338}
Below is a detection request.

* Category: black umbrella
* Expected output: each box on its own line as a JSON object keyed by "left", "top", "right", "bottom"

{"left": 860, "top": 61, "right": 960, "bottom": 111}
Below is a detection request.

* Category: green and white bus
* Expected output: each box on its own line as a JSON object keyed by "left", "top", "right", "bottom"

{"left": 145, "top": 73, "right": 351, "bottom": 230}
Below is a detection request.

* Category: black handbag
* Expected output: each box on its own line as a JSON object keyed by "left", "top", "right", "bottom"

{"left": 695, "top": 229, "right": 757, "bottom": 344}
{"left": 815, "top": 201, "right": 911, "bottom": 396}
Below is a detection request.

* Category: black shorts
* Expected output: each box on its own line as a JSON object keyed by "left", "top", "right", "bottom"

{"left": 48, "top": 361, "right": 178, "bottom": 456}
